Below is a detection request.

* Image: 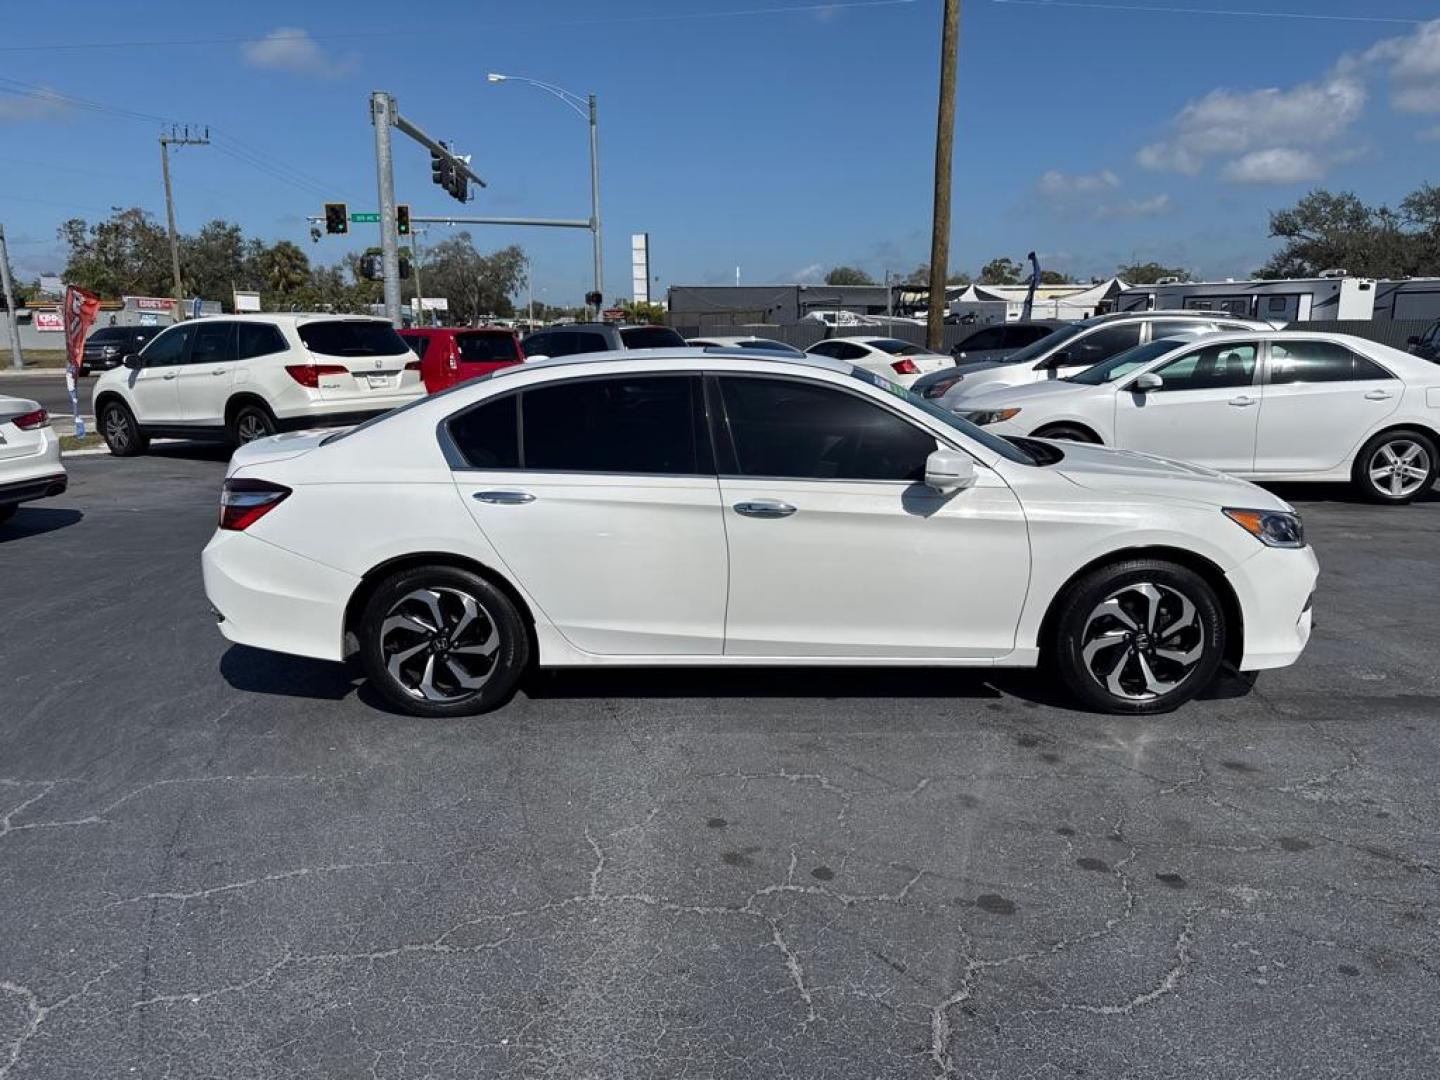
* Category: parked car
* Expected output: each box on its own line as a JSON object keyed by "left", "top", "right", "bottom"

{"left": 521, "top": 323, "right": 687, "bottom": 359}
{"left": 957, "top": 331, "right": 1440, "bottom": 504}
{"left": 92, "top": 314, "right": 424, "bottom": 455}
{"left": 930, "top": 311, "right": 1274, "bottom": 409}
{"left": 911, "top": 321, "right": 1066, "bottom": 399}
{"left": 1408, "top": 320, "right": 1439, "bottom": 364}
{"left": 79, "top": 325, "right": 164, "bottom": 376}
{"left": 398, "top": 326, "right": 524, "bottom": 393}
{"left": 686, "top": 336, "right": 806, "bottom": 357}
{"left": 0, "top": 396, "right": 65, "bottom": 525}
{"left": 804, "top": 336, "right": 953, "bottom": 388}
{"left": 202, "top": 347, "right": 1316, "bottom": 720}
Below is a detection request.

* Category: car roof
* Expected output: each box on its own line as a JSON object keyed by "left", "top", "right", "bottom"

{"left": 401, "top": 325, "right": 513, "bottom": 336}
{"left": 1146, "top": 329, "right": 1431, "bottom": 367}
{"left": 1087, "top": 309, "right": 1271, "bottom": 326}
{"left": 516, "top": 346, "right": 853, "bottom": 376}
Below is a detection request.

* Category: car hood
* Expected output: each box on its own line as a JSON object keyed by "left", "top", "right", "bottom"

{"left": 227, "top": 429, "right": 336, "bottom": 476}
{"left": 951, "top": 379, "right": 1091, "bottom": 412}
{"left": 1043, "top": 440, "right": 1291, "bottom": 512}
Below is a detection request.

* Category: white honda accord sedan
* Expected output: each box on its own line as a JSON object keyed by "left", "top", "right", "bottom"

{"left": 955, "top": 332, "right": 1440, "bottom": 504}
{"left": 202, "top": 349, "right": 1317, "bottom": 718}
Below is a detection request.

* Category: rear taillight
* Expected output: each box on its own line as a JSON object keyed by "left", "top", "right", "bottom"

{"left": 11, "top": 408, "right": 49, "bottom": 431}
{"left": 284, "top": 364, "right": 348, "bottom": 388}
{"left": 219, "top": 478, "right": 291, "bottom": 531}
{"left": 891, "top": 358, "right": 920, "bottom": 375}
{"left": 404, "top": 360, "right": 421, "bottom": 372}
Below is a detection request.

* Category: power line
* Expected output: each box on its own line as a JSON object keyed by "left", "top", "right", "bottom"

{"left": 989, "top": 0, "right": 1425, "bottom": 25}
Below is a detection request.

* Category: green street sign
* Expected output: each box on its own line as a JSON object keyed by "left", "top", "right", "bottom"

{"left": 350, "top": 212, "right": 380, "bottom": 223}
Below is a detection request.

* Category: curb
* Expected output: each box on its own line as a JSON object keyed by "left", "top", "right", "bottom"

{"left": 62, "top": 448, "right": 112, "bottom": 458}
{"left": 0, "top": 369, "right": 69, "bottom": 378}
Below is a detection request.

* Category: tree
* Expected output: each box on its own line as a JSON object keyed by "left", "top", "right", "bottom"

{"left": 824, "top": 266, "right": 874, "bottom": 286}
{"left": 904, "top": 263, "right": 971, "bottom": 286}
{"left": 422, "top": 234, "right": 525, "bottom": 325}
{"left": 978, "top": 257, "right": 1023, "bottom": 285}
{"left": 59, "top": 208, "right": 172, "bottom": 298}
{"left": 180, "top": 220, "right": 247, "bottom": 306}
{"left": 1038, "top": 269, "right": 1074, "bottom": 285}
{"left": 1116, "top": 262, "right": 1191, "bottom": 285}
{"left": 1256, "top": 188, "right": 1433, "bottom": 279}
{"left": 248, "top": 240, "right": 311, "bottom": 309}
{"left": 618, "top": 299, "right": 666, "bottom": 325}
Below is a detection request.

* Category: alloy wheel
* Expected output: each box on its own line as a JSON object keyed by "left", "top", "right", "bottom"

{"left": 236, "top": 413, "right": 272, "bottom": 443}
{"left": 104, "top": 407, "right": 130, "bottom": 452}
{"left": 1079, "top": 582, "right": 1205, "bottom": 702}
{"left": 1368, "top": 439, "right": 1431, "bottom": 499}
{"left": 380, "top": 587, "right": 500, "bottom": 702}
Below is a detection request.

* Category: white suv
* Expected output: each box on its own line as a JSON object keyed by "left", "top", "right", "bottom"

{"left": 92, "top": 314, "right": 424, "bottom": 455}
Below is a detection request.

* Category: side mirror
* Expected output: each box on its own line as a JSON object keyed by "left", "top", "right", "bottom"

{"left": 525, "top": 353, "right": 549, "bottom": 362}
{"left": 924, "top": 447, "right": 977, "bottom": 494}
{"left": 122, "top": 353, "right": 142, "bottom": 370}
{"left": 1131, "top": 372, "right": 1164, "bottom": 392}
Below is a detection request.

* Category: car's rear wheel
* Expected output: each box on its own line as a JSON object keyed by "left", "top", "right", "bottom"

{"left": 1353, "top": 430, "right": 1436, "bottom": 504}
{"left": 1032, "top": 423, "right": 1100, "bottom": 444}
{"left": 1050, "top": 559, "right": 1225, "bottom": 715}
{"left": 228, "top": 402, "right": 277, "bottom": 446}
{"left": 99, "top": 400, "right": 149, "bottom": 457}
{"left": 359, "top": 566, "right": 530, "bottom": 718}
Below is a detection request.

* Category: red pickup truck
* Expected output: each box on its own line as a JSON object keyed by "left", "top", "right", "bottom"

{"left": 398, "top": 327, "right": 525, "bottom": 393}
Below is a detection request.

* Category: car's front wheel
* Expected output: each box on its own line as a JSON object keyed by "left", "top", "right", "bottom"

{"left": 99, "top": 400, "right": 149, "bottom": 457}
{"left": 358, "top": 566, "right": 530, "bottom": 717}
{"left": 1050, "top": 559, "right": 1226, "bottom": 715}
{"left": 1353, "top": 430, "right": 1436, "bottom": 504}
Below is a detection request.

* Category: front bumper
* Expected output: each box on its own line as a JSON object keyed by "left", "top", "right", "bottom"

{"left": 1225, "top": 543, "right": 1320, "bottom": 671}
{"left": 202, "top": 529, "right": 358, "bottom": 662}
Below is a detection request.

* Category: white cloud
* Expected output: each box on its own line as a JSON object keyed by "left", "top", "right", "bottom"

{"left": 792, "top": 263, "right": 825, "bottom": 284}
{"left": 1094, "top": 194, "right": 1174, "bottom": 220}
{"left": 1361, "top": 18, "right": 1440, "bottom": 113}
{"left": 241, "top": 28, "right": 352, "bottom": 77}
{"left": 1220, "top": 149, "right": 1325, "bottom": 185}
{"left": 1036, "top": 168, "right": 1119, "bottom": 196}
{"left": 0, "top": 86, "right": 69, "bottom": 123}
{"left": 1138, "top": 74, "right": 1365, "bottom": 180}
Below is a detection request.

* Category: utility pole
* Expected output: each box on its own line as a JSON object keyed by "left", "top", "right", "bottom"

{"left": 371, "top": 92, "right": 403, "bottom": 326}
{"left": 0, "top": 224, "right": 23, "bottom": 370}
{"left": 159, "top": 125, "right": 209, "bottom": 322}
{"left": 927, "top": 0, "right": 961, "bottom": 351}
{"left": 587, "top": 93, "right": 603, "bottom": 311}
{"left": 410, "top": 227, "right": 426, "bottom": 327}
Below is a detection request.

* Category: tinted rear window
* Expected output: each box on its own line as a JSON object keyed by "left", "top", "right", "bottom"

{"left": 298, "top": 320, "right": 408, "bottom": 357}
{"left": 868, "top": 339, "right": 919, "bottom": 355}
{"left": 456, "top": 332, "right": 521, "bottom": 363}
{"left": 618, "top": 326, "right": 686, "bottom": 349}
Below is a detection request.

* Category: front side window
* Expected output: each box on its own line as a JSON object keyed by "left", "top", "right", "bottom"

{"left": 1150, "top": 342, "right": 1258, "bottom": 391}
{"left": 719, "top": 375, "right": 936, "bottom": 482}
{"left": 139, "top": 324, "right": 193, "bottom": 367}
{"left": 1005, "top": 323, "right": 1083, "bottom": 365}
{"left": 1270, "top": 340, "right": 1393, "bottom": 384}
{"left": 1067, "top": 340, "right": 1181, "bottom": 386}
{"left": 188, "top": 321, "right": 235, "bottom": 365}
{"left": 297, "top": 320, "right": 408, "bottom": 358}
{"left": 523, "top": 375, "right": 705, "bottom": 474}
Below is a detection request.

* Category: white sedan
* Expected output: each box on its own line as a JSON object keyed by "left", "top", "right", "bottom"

{"left": 0, "top": 396, "right": 66, "bottom": 526}
{"left": 804, "top": 336, "right": 953, "bottom": 387}
{"left": 957, "top": 331, "right": 1440, "bottom": 503}
{"left": 203, "top": 348, "right": 1316, "bottom": 719}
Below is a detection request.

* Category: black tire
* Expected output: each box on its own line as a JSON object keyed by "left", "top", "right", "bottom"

{"left": 0, "top": 504, "right": 16, "bottom": 525}
{"left": 98, "top": 399, "right": 149, "bottom": 457}
{"left": 1352, "top": 429, "right": 1437, "bottom": 505}
{"left": 1032, "top": 424, "right": 1100, "bottom": 444}
{"left": 1050, "top": 559, "right": 1226, "bottom": 715}
{"left": 359, "top": 565, "right": 530, "bottom": 718}
{"left": 228, "top": 402, "right": 277, "bottom": 447}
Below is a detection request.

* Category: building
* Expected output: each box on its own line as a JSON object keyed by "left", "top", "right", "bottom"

{"left": 667, "top": 283, "right": 910, "bottom": 331}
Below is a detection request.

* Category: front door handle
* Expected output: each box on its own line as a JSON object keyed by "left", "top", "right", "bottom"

{"left": 473, "top": 490, "right": 535, "bottom": 505}
{"left": 734, "top": 499, "right": 796, "bottom": 519}
{"left": 213, "top": 367, "right": 228, "bottom": 375}
{"left": 162, "top": 372, "right": 177, "bottom": 380}
{"left": 1228, "top": 395, "right": 1257, "bottom": 407}
{"left": 1364, "top": 390, "right": 1394, "bottom": 401}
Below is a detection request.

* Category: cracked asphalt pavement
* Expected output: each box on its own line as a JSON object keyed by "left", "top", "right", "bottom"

{"left": 3, "top": 449, "right": 1438, "bottom": 1078}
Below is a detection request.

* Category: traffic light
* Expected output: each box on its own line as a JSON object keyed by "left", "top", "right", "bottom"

{"left": 324, "top": 202, "right": 348, "bottom": 235}
{"left": 431, "top": 142, "right": 453, "bottom": 191}
{"left": 585, "top": 291, "right": 603, "bottom": 309}
{"left": 396, "top": 205, "right": 410, "bottom": 236}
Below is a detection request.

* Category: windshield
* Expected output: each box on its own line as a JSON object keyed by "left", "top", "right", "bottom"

{"left": 619, "top": 326, "right": 687, "bottom": 349}
{"left": 999, "top": 323, "right": 1085, "bottom": 365}
{"left": 846, "top": 366, "right": 1035, "bottom": 465}
{"left": 1066, "top": 339, "right": 1183, "bottom": 385}
{"left": 868, "top": 339, "right": 920, "bottom": 356}
{"left": 298, "top": 320, "right": 408, "bottom": 358}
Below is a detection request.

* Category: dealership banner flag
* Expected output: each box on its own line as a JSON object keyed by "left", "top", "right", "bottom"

{"left": 62, "top": 285, "right": 100, "bottom": 438}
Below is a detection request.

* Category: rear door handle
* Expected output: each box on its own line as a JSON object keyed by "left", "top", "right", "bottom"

{"left": 473, "top": 490, "right": 535, "bottom": 505}
{"left": 1364, "top": 390, "right": 1394, "bottom": 400}
{"left": 162, "top": 372, "right": 177, "bottom": 380}
{"left": 734, "top": 499, "right": 796, "bottom": 519}
{"left": 213, "top": 367, "right": 228, "bottom": 375}
{"left": 1228, "top": 395, "right": 1257, "bottom": 407}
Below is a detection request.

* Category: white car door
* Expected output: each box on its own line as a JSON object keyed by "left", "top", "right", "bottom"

{"left": 177, "top": 320, "right": 236, "bottom": 424}
{"left": 714, "top": 373, "right": 1029, "bottom": 658}
{"left": 1112, "top": 340, "right": 1262, "bottom": 472}
{"left": 1253, "top": 340, "right": 1403, "bottom": 474}
{"left": 127, "top": 323, "right": 191, "bottom": 423}
{"left": 449, "top": 373, "right": 729, "bottom": 655}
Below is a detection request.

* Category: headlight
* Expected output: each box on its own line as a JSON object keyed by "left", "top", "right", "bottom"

{"left": 1223, "top": 508, "right": 1305, "bottom": 548}
{"left": 962, "top": 407, "right": 1021, "bottom": 426}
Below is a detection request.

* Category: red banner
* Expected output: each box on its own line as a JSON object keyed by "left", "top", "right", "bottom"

{"left": 62, "top": 285, "right": 101, "bottom": 377}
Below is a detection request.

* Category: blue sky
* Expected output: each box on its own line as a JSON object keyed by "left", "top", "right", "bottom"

{"left": 2, "top": 0, "right": 1438, "bottom": 303}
